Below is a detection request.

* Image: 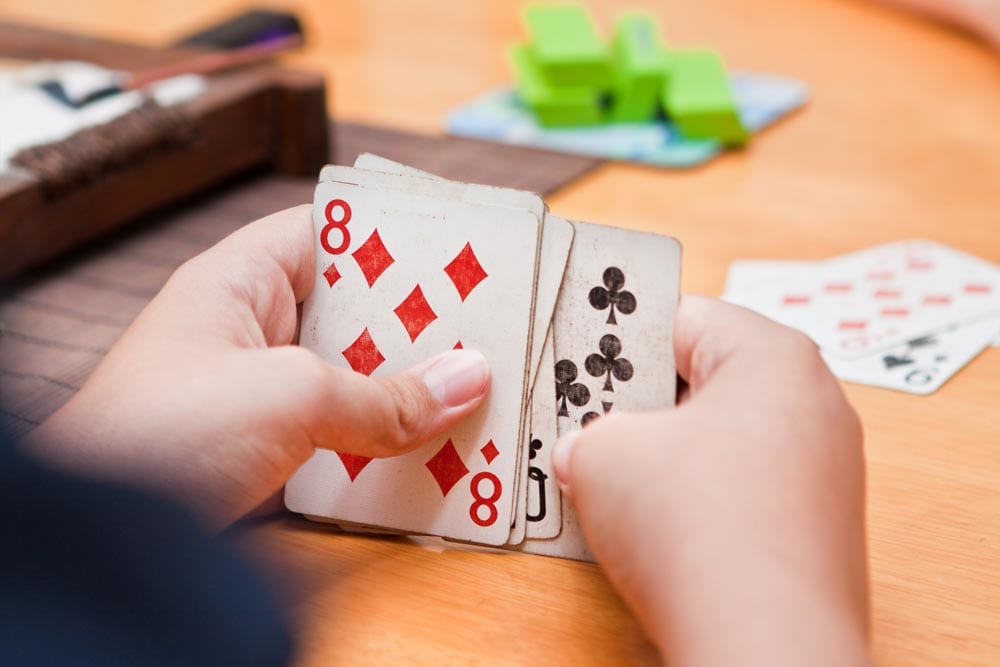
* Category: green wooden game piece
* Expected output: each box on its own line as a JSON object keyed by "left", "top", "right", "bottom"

{"left": 511, "top": 45, "right": 604, "bottom": 126}
{"left": 523, "top": 4, "right": 612, "bottom": 87}
{"left": 661, "top": 50, "right": 749, "bottom": 146}
{"left": 610, "top": 12, "right": 668, "bottom": 123}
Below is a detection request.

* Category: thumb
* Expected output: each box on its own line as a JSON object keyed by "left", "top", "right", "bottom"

{"left": 550, "top": 412, "right": 682, "bottom": 640}
{"left": 551, "top": 413, "right": 647, "bottom": 507}
{"left": 550, "top": 412, "right": 669, "bottom": 555}
{"left": 278, "top": 347, "right": 491, "bottom": 458}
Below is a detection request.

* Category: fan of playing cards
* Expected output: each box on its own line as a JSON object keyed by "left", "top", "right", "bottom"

{"left": 284, "top": 154, "right": 681, "bottom": 561}
{"left": 723, "top": 243, "right": 1000, "bottom": 395}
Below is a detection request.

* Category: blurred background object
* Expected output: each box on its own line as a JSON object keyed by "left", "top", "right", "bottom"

{"left": 448, "top": 4, "right": 807, "bottom": 167}
{"left": 174, "top": 8, "right": 304, "bottom": 49}
{"left": 0, "top": 16, "right": 327, "bottom": 279}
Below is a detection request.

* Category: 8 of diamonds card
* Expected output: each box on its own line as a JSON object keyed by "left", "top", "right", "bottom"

{"left": 285, "top": 179, "right": 541, "bottom": 545}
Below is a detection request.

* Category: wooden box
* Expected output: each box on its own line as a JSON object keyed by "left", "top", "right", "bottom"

{"left": 0, "top": 22, "right": 329, "bottom": 278}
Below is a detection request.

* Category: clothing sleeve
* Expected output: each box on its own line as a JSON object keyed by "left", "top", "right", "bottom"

{"left": 0, "top": 432, "right": 294, "bottom": 667}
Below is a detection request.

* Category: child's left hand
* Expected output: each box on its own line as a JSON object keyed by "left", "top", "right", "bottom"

{"left": 25, "top": 206, "right": 492, "bottom": 528}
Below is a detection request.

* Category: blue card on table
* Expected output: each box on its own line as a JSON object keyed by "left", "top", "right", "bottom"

{"left": 445, "top": 72, "right": 808, "bottom": 168}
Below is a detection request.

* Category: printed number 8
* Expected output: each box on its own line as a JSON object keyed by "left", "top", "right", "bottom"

{"left": 469, "top": 472, "right": 502, "bottom": 527}
{"left": 321, "top": 199, "right": 352, "bottom": 255}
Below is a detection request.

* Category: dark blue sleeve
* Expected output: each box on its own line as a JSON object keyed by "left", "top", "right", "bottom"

{"left": 0, "top": 432, "right": 294, "bottom": 667}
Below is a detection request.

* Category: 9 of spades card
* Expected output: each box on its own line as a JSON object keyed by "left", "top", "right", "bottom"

{"left": 285, "top": 177, "right": 542, "bottom": 546}
{"left": 520, "top": 221, "right": 682, "bottom": 561}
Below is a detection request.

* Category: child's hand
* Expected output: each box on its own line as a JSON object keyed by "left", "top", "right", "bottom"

{"left": 554, "top": 296, "right": 871, "bottom": 666}
{"left": 25, "top": 206, "right": 491, "bottom": 528}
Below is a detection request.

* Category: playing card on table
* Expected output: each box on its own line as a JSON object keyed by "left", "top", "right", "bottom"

{"left": 285, "top": 178, "right": 541, "bottom": 545}
{"left": 736, "top": 241, "right": 1000, "bottom": 360}
{"left": 722, "top": 259, "right": 810, "bottom": 305}
{"left": 723, "top": 249, "right": 1000, "bottom": 394}
{"left": 821, "top": 315, "right": 1000, "bottom": 395}
{"left": 521, "top": 221, "right": 682, "bottom": 561}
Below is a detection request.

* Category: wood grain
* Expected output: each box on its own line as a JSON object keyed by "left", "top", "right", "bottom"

{"left": 0, "top": 0, "right": 998, "bottom": 664}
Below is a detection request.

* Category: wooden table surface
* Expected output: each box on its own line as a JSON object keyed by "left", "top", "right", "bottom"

{"left": 3, "top": 0, "right": 999, "bottom": 664}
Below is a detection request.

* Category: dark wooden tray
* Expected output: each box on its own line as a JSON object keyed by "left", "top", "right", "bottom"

{"left": 0, "top": 22, "right": 329, "bottom": 279}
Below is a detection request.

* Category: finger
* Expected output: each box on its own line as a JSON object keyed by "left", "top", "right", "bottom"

{"left": 673, "top": 295, "right": 819, "bottom": 392}
{"left": 552, "top": 412, "right": 657, "bottom": 505}
{"left": 157, "top": 205, "right": 315, "bottom": 347}
{"left": 274, "top": 347, "right": 492, "bottom": 457}
{"left": 217, "top": 203, "right": 316, "bottom": 303}
{"left": 550, "top": 410, "right": 681, "bottom": 622}
{"left": 557, "top": 296, "right": 822, "bottom": 497}
{"left": 243, "top": 489, "right": 286, "bottom": 522}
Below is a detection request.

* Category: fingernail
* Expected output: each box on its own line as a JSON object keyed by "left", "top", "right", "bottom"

{"left": 423, "top": 350, "right": 490, "bottom": 408}
{"left": 552, "top": 430, "right": 580, "bottom": 496}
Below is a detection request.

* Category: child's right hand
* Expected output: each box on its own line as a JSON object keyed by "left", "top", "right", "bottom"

{"left": 555, "top": 296, "right": 871, "bottom": 666}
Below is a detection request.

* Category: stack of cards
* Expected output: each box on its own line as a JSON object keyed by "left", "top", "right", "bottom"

{"left": 284, "top": 154, "right": 681, "bottom": 561}
{"left": 723, "top": 241, "right": 1000, "bottom": 395}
